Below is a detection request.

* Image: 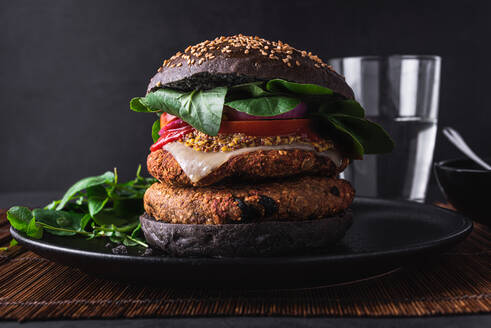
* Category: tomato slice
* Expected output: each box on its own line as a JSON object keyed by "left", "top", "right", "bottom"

{"left": 160, "top": 113, "right": 178, "bottom": 127}
{"left": 218, "top": 119, "right": 317, "bottom": 138}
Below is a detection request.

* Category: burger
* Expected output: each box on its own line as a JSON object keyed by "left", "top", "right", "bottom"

{"left": 130, "top": 35, "right": 393, "bottom": 257}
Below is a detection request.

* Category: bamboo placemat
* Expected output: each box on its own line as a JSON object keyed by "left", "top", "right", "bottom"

{"left": 0, "top": 209, "right": 489, "bottom": 321}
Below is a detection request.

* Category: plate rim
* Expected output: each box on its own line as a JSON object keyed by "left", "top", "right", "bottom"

{"left": 10, "top": 197, "right": 473, "bottom": 266}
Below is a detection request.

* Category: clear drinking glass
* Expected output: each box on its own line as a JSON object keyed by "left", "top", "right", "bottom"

{"left": 328, "top": 55, "right": 441, "bottom": 202}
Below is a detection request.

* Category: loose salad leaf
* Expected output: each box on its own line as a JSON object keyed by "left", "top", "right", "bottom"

{"left": 6, "top": 206, "right": 33, "bottom": 232}
{"left": 56, "top": 171, "right": 114, "bottom": 210}
{"left": 26, "top": 217, "right": 43, "bottom": 239}
{"left": 130, "top": 79, "right": 394, "bottom": 157}
{"left": 87, "top": 185, "right": 108, "bottom": 217}
{"left": 32, "top": 209, "right": 87, "bottom": 236}
{"left": 6, "top": 166, "right": 156, "bottom": 249}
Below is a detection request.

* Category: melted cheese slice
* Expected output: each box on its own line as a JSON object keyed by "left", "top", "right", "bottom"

{"left": 164, "top": 142, "right": 343, "bottom": 183}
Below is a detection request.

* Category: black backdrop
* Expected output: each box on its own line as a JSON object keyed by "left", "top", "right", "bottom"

{"left": 1, "top": 0, "right": 490, "bottom": 192}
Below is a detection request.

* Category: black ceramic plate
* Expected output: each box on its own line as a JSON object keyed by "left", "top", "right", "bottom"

{"left": 11, "top": 198, "right": 472, "bottom": 288}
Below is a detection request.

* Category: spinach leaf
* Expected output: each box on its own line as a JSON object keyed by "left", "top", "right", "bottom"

{"left": 225, "top": 96, "right": 300, "bottom": 116}
{"left": 0, "top": 239, "right": 18, "bottom": 252}
{"left": 80, "top": 214, "right": 92, "bottom": 230}
{"left": 27, "top": 218, "right": 43, "bottom": 239}
{"left": 319, "top": 100, "right": 365, "bottom": 118}
{"left": 131, "top": 223, "right": 142, "bottom": 238}
{"left": 7, "top": 206, "right": 33, "bottom": 232}
{"left": 312, "top": 113, "right": 394, "bottom": 158}
{"left": 5, "top": 167, "right": 154, "bottom": 249}
{"left": 129, "top": 97, "right": 151, "bottom": 112}
{"left": 266, "top": 79, "right": 334, "bottom": 96}
{"left": 151, "top": 117, "right": 161, "bottom": 143}
{"left": 32, "top": 209, "right": 86, "bottom": 236}
{"left": 226, "top": 82, "right": 271, "bottom": 100}
{"left": 87, "top": 185, "right": 108, "bottom": 217}
{"left": 329, "top": 114, "right": 394, "bottom": 154}
{"left": 92, "top": 208, "right": 129, "bottom": 226}
{"left": 56, "top": 171, "right": 114, "bottom": 210}
{"left": 113, "top": 197, "right": 143, "bottom": 219}
{"left": 132, "top": 86, "right": 228, "bottom": 136}
{"left": 130, "top": 79, "right": 394, "bottom": 158}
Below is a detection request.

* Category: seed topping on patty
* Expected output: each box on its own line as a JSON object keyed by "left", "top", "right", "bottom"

{"left": 179, "top": 130, "right": 334, "bottom": 153}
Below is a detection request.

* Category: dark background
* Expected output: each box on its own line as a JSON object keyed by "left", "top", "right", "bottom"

{"left": 1, "top": 0, "right": 490, "bottom": 193}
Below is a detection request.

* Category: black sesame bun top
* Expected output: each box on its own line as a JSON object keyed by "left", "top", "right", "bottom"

{"left": 147, "top": 34, "right": 354, "bottom": 100}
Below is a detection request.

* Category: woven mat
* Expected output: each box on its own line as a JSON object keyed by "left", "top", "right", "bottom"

{"left": 0, "top": 209, "right": 489, "bottom": 321}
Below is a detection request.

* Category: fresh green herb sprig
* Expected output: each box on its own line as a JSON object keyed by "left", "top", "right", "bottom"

{"left": 130, "top": 79, "right": 394, "bottom": 158}
{"left": 6, "top": 166, "right": 156, "bottom": 248}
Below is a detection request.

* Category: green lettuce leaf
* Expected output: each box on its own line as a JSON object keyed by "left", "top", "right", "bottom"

{"left": 225, "top": 96, "right": 300, "bottom": 116}
{"left": 151, "top": 118, "right": 161, "bottom": 143}
{"left": 86, "top": 185, "right": 108, "bottom": 217}
{"left": 130, "top": 79, "right": 394, "bottom": 158}
{"left": 56, "top": 171, "right": 114, "bottom": 210}
{"left": 32, "top": 209, "right": 87, "bottom": 236}
{"left": 311, "top": 113, "right": 394, "bottom": 158}
{"left": 5, "top": 167, "right": 152, "bottom": 248}
{"left": 26, "top": 218, "right": 43, "bottom": 239}
{"left": 7, "top": 206, "right": 33, "bottom": 232}
{"left": 266, "top": 79, "right": 334, "bottom": 96}
{"left": 131, "top": 87, "right": 227, "bottom": 136}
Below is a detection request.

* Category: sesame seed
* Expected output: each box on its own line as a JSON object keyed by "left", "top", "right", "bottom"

{"left": 176, "top": 62, "right": 182, "bottom": 67}
{"left": 157, "top": 67, "right": 163, "bottom": 72}
{"left": 157, "top": 35, "right": 331, "bottom": 73}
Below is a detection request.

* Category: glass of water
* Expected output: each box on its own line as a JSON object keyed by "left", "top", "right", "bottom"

{"left": 328, "top": 55, "right": 441, "bottom": 202}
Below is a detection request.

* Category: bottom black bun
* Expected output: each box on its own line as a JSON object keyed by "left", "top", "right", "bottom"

{"left": 140, "top": 210, "right": 352, "bottom": 257}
